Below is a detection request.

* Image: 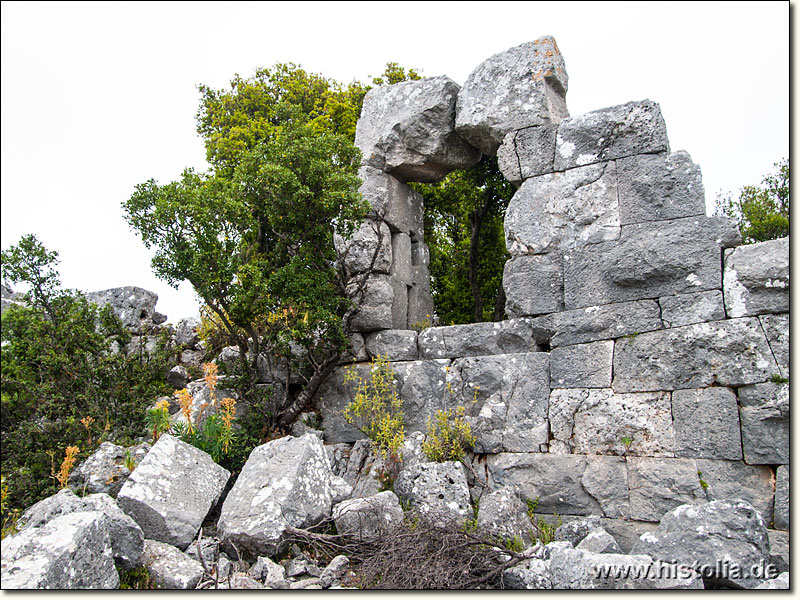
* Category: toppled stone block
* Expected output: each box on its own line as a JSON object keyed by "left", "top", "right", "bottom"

{"left": 612, "top": 318, "right": 778, "bottom": 392}
{"left": 334, "top": 219, "right": 392, "bottom": 275}
{"left": 738, "top": 382, "right": 789, "bottom": 465}
{"left": 476, "top": 487, "right": 532, "bottom": 542}
{"left": 631, "top": 500, "right": 771, "bottom": 589}
{"left": 773, "top": 465, "right": 789, "bottom": 530}
{"left": 217, "top": 434, "right": 333, "bottom": 557}
{"left": 339, "top": 439, "right": 383, "bottom": 499}
{"left": 364, "top": 329, "right": 418, "bottom": 361}
{"left": 394, "top": 461, "right": 471, "bottom": 525}
{"left": 140, "top": 539, "right": 204, "bottom": 589}
{"left": 418, "top": 318, "right": 535, "bottom": 359}
{"left": 695, "top": 459, "right": 775, "bottom": 525}
{"left": 505, "top": 162, "right": 620, "bottom": 256}
{"left": 502, "top": 254, "right": 564, "bottom": 318}
{"left": 456, "top": 36, "right": 569, "bottom": 155}
{"left": 576, "top": 528, "right": 621, "bottom": 554}
{"left": 563, "top": 216, "right": 740, "bottom": 309}
{"left": 671, "top": 387, "right": 742, "bottom": 460}
{"left": 497, "top": 124, "right": 558, "bottom": 185}
{"left": 117, "top": 434, "right": 230, "bottom": 550}
{"left": 86, "top": 286, "right": 160, "bottom": 335}
{"left": 166, "top": 365, "right": 189, "bottom": 389}
{"left": 723, "top": 236, "right": 789, "bottom": 317}
{"left": 554, "top": 100, "right": 668, "bottom": 171}
{"left": 249, "top": 555, "right": 288, "bottom": 588}
{"left": 67, "top": 441, "right": 150, "bottom": 498}
{"left": 626, "top": 457, "right": 706, "bottom": 522}
{"left": 758, "top": 313, "right": 788, "bottom": 377}
{"left": 358, "top": 166, "right": 424, "bottom": 238}
{"left": 332, "top": 491, "right": 404, "bottom": 540}
{"left": 658, "top": 290, "right": 726, "bottom": 328}
{"left": 549, "top": 341, "right": 613, "bottom": 388}
{"left": 549, "top": 389, "right": 673, "bottom": 457}
{"left": 616, "top": 151, "right": 706, "bottom": 225}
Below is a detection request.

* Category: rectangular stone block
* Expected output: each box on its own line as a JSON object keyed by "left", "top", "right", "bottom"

{"left": 695, "top": 459, "right": 775, "bottom": 525}
{"left": 550, "top": 341, "right": 613, "bottom": 388}
{"left": 612, "top": 318, "right": 778, "bottom": 392}
{"left": 418, "top": 319, "right": 535, "bottom": 360}
{"left": 389, "top": 231, "right": 412, "bottom": 283}
{"left": 497, "top": 123, "right": 558, "bottom": 186}
{"left": 358, "top": 166, "right": 424, "bottom": 239}
{"left": 503, "top": 254, "right": 564, "bottom": 318}
{"left": 364, "top": 329, "right": 419, "bottom": 362}
{"left": 658, "top": 290, "right": 726, "bottom": 328}
{"left": 627, "top": 457, "right": 706, "bottom": 522}
{"left": 563, "top": 216, "right": 741, "bottom": 310}
{"left": 758, "top": 314, "right": 788, "bottom": 378}
{"left": 616, "top": 151, "right": 706, "bottom": 225}
{"left": 672, "top": 387, "right": 742, "bottom": 460}
{"left": 334, "top": 218, "right": 392, "bottom": 276}
{"left": 407, "top": 264, "right": 434, "bottom": 329}
{"left": 347, "top": 274, "right": 395, "bottom": 333}
{"left": 528, "top": 300, "right": 663, "bottom": 348}
{"left": 549, "top": 388, "right": 673, "bottom": 457}
{"left": 738, "top": 382, "right": 789, "bottom": 465}
{"left": 554, "top": 100, "right": 669, "bottom": 171}
{"left": 723, "top": 237, "right": 789, "bottom": 318}
{"left": 773, "top": 465, "right": 788, "bottom": 530}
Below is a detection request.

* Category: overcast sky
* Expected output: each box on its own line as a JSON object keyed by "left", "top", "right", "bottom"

{"left": 1, "top": 1, "right": 789, "bottom": 322}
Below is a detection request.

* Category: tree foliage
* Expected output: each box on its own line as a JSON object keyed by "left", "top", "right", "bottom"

{"left": 715, "top": 158, "right": 789, "bottom": 244}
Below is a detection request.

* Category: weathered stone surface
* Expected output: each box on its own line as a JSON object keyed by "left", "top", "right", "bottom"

{"left": 175, "top": 317, "right": 200, "bottom": 347}
{"left": 332, "top": 491, "right": 404, "bottom": 539}
{"left": 738, "top": 382, "right": 789, "bottom": 465}
{"left": 249, "top": 555, "right": 288, "bottom": 588}
{"left": 141, "top": 539, "right": 204, "bottom": 589}
{"left": 355, "top": 76, "right": 480, "bottom": 183}
{"left": 616, "top": 151, "right": 705, "bottom": 225}
{"left": 773, "top": 465, "right": 788, "bottom": 530}
{"left": 228, "top": 573, "right": 266, "bottom": 589}
{"left": 767, "top": 529, "right": 789, "bottom": 573}
{"left": 695, "top": 459, "right": 774, "bottom": 525}
{"left": 86, "top": 286, "right": 160, "bottom": 335}
{"left": 448, "top": 353, "right": 549, "bottom": 453}
{"left": 344, "top": 332, "right": 369, "bottom": 363}
{"left": 390, "top": 231, "right": 413, "bottom": 283}
{"left": 217, "top": 434, "right": 333, "bottom": 558}
{"left": 407, "top": 263, "right": 435, "bottom": 328}
{"left": 498, "top": 124, "right": 558, "bottom": 185}
{"left": 627, "top": 457, "right": 706, "bottom": 522}
{"left": 554, "top": 100, "right": 668, "bottom": 171}
{"left": 528, "top": 299, "right": 663, "bottom": 348}
{"left": 17, "top": 488, "right": 88, "bottom": 530}
{"left": 364, "top": 329, "right": 418, "bottom": 361}
{"left": 166, "top": 365, "right": 189, "bottom": 389}
{"left": 391, "top": 359, "right": 451, "bottom": 434}
{"left": 456, "top": 36, "right": 569, "bottom": 155}
{"left": 549, "top": 389, "right": 673, "bottom": 457}
{"left": 358, "top": 166, "right": 424, "bottom": 238}
{"left": 723, "top": 236, "right": 789, "bottom": 318}
{"left": 564, "top": 216, "right": 740, "bottom": 310}
{"left": 487, "top": 453, "right": 628, "bottom": 518}
{"left": 1, "top": 511, "right": 118, "bottom": 589}
{"left": 631, "top": 500, "right": 771, "bottom": 589}
{"left": 550, "top": 341, "right": 613, "bottom": 388}
{"left": 672, "top": 387, "right": 742, "bottom": 460}
{"left": 505, "top": 162, "right": 620, "bottom": 256}
{"left": 329, "top": 475, "right": 353, "bottom": 505}
{"left": 346, "top": 274, "right": 395, "bottom": 332}
{"left": 334, "top": 219, "right": 392, "bottom": 275}
{"left": 553, "top": 515, "right": 602, "bottom": 546}
{"left": 758, "top": 313, "right": 789, "bottom": 377}
{"left": 755, "top": 573, "right": 790, "bottom": 590}
{"left": 418, "top": 318, "right": 535, "bottom": 359}
{"left": 576, "top": 528, "right": 621, "bottom": 554}
{"left": 551, "top": 514, "right": 657, "bottom": 554}
{"left": 613, "top": 318, "right": 778, "bottom": 392}
{"left": 502, "top": 254, "right": 564, "bottom": 317}
{"left": 318, "top": 364, "right": 370, "bottom": 443}
{"left": 339, "top": 439, "right": 383, "bottom": 499}
{"left": 394, "top": 461, "right": 471, "bottom": 525}
{"left": 659, "top": 290, "right": 726, "bottom": 328}
{"left": 476, "top": 487, "right": 532, "bottom": 542}
{"left": 117, "top": 434, "right": 230, "bottom": 550}
{"left": 503, "top": 557, "right": 553, "bottom": 589}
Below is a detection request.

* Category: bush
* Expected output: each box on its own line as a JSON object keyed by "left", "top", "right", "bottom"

{"left": 422, "top": 406, "right": 476, "bottom": 462}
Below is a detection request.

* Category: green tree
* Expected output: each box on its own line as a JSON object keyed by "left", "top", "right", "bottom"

{"left": 715, "top": 158, "right": 789, "bottom": 244}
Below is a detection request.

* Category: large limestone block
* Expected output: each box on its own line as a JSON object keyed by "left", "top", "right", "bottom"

{"left": 723, "top": 236, "right": 789, "bottom": 317}
{"left": 502, "top": 557, "right": 553, "bottom": 589}
{"left": 738, "top": 382, "right": 789, "bottom": 465}
{"left": 554, "top": 100, "right": 668, "bottom": 171}
{"left": 672, "top": 387, "right": 742, "bottom": 460}
{"left": 418, "top": 318, "right": 535, "bottom": 359}
{"left": 448, "top": 353, "right": 549, "bottom": 453}
{"left": 487, "top": 453, "right": 629, "bottom": 518}
{"left": 456, "top": 36, "right": 569, "bottom": 155}
{"left": 346, "top": 274, "right": 395, "bottom": 332}
{"left": 504, "top": 162, "right": 620, "bottom": 256}
{"left": 612, "top": 318, "right": 778, "bottom": 393}
{"left": 773, "top": 465, "right": 789, "bottom": 530}
{"left": 549, "top": 341, "right": 613, "bottom": 388}
{"left": 658, "top": 290, "right": 726, "bottom": 328}
{"left": 355, "top": 76, "right": 480, "bottom": 183}
{"left": 394, "top": 461, "right": 471, "bottom": 525}
{"left": 86, "top": 286, "right": 162, "bottom": 334}
{"left": 217, "top": 434, "right": 334, "bottom": 558}
{"left": 1, "top": 511, "right": 118, "bottom": 589}
{"left": 475, "top": 487, "right": 532, "bottom": 542}
{"left": 389, "top": 231, "right": 413, "bottom": 283}
{"left": 140, "top": 539, "right": 204, "bottom": 590}
{"left": 564, "top": 216, "right": 741, "bottom": 309}
{"left": 503, "top": 254, "right": 564, "bottom": 317}
{"left": 391, "top": 359, "right": 451, "bottom": 433}
{"left": 358, "top": 166, "right": 424, "bottom": 238}
{"left": 117, "top": 434, "right": 230, "bottom": 550}
{"left": 694, "top": 459, "right": 775, "bottom": 525}
{"left": 627, "top": 457, "right": 706, "bottom": 522}
{"left": 616, "top": 151, "right": 706, "bottom": 225}
{"left": 68, "top": 441, "right": 150, "bottom": 498}
{"left": 549, "top": 388, "right": 673, "bottom": 457}
{"left": 364, "top": 329, "right": 418, "bottom": 361}
{"left": 631, "top": 500, "right": 771, "bottom": 589}
{"left": 332, "top": 491, "right": 404, "bottom": 540}
{"left": 758, "top": 313, "right": 788, "bottom": 377}
{"left": 334, "top": 219, "right": 392, "bottom": 275}
{"left": 497, "top": 124, "right": 558, "bottom": 185}
{"left": 407, "top": 263, "right": 435, "bottom": 328}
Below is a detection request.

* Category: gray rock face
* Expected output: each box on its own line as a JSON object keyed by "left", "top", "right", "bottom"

{"left": 723, "top": 236, "right": 789, "bottom": 318}
{"left": 738, "top": 382, "right": 789, "bottom": 464}
{"left": 18, "top": 488, "right": 90, "bottom": 530}
{"left": 166, "top": 365, "right": 189, "bottom": 389}
{"left": 217, "top": 434, "right": 333, "bottom": 557}
{"left": 86, "top": 286, "right": 160, "bottom": 335}
{"left": 659, "top": 290, "right": 726, "bottom": 328}
{"left": 68, "top": 441, "right": 151, "bottom": 498}
{"left": 503, "top": 557, "right": 553, "bottom": 589}
{"left": 249, "top": 555, "right": 287, "bottom": 588}
{"left": 418, "top": 319, "right": 536, "bottom": 359}
{"left": 616, "top": 151, "right": 706, "bottom": 224}
{"left": 332, "top": 491, "right": 404, "bottom": 539}
{"left": 503, "top": 254, "right": 564, "bottom": 317}
{"left": 695, "top": 459, "right": 775, "bottom": 525}
{"left": 505, "top": 162, "right": 620, "bottom": 256}
{"left": 338, "top": 439, "right": 383, "bottom": 499}
{"left": 553, "top": 515, "right": 602, "bottom": 546}
{"left": 358, "top": 166, "right": 424, "bottom": 239}
{"left": 140, "top": 539, "right": 204, "bottom": 589}
{"left": 476, "top": 487, "right": 532, "bottom": 542}
{"left": 626, "top": 457, "right": 706, "bottom": 522}
{"left": 563, "top": 216, "right": 740, "bottom": 310}
{"left": 364, "top": 329, "right": 418, "bottom": 361}
{"left": 497, "top": 124, "right": 558, "bottom": 185}
{"left": 631, "top": 500, "right": 771, "bottom": 589}
{"left": 117, "top": 434, "right": 230, "bottom": 550}
{"left": 355, "top": 76, "right": 480, "bottom": 183}
{"left": 175, "top": 317, "right": 200, "bottom": 347}
{"left": 758, "top": 313, "right": 789, "bottom": 376}
{"left": 456, "top": 36, "right": 569, "bottom": 155}
{"left": 767, "top": 529, "right": 789, "bottom": 574}
{"left": 550, "top": 341, "right": 613, "bottom": 388}
{"left": 671, "top": 387, "right": 742, "bottom": 459}
{"left": 577, "top": 528, "right": 622, "bottom": 554}
{"left": 334, "top": 219, "right": 392, "bottom": 275}
{"left": 554, "top": 100, "right": 668, "bottom": 171}
{"left": 394, "top": 461, "right": 471, "bottom": 525}
{"left": 612, "top": 318, "right": 778, "bottom": 392}
{"left": 346, "top": 274, "right": 395, "bottom": 332}
{"left": 1, "top": 511, "right": 119, "bottom": 589}
{"left": 773, "top": 465, "right": 789, "bottom": 530}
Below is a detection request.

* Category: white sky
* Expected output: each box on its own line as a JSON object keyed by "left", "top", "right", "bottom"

{"left": 1, "top": 1, "right": 790, "bottom": 322}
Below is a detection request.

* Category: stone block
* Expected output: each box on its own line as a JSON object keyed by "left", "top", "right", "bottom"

{"left": 418, "top": 318, "right": 535, "bottom": 359}
{"left": 658, "top": 290, "right": 726, "bottom": 328}
{"left": 758, "top": 313, "right": 789, "bottom": 377}
{"left": 502, "top": 254, "right": 564, "bottom": 318}
{"left": 407, "top": 264, "right": 434, "bottom": 328}
{"left": 504, "top": 162, "right": 620, "bottom": 256}
{"left": 334, "top": 218, "right": 392, "bottom": 275}
{"left": 773, "top": 465, "right": 788, "bottom": 530}
{"left": 391, "top": 359, "right": 451, "bottom": 434}
{"left": 627, "top": 457, "right": 706, "bottom": 522}
{"left": 364, "top": 329, "right": 418, "bottom": 361}
{"left": 86, "top": 286, "right": 160, "bottom": 335}
{"left": 357, "top": 166, "right": 424, "bottom": 238}
{"left": 738, "top": 382, "right": 789, "bottom": 465}
{"left": 394, "top": 461, "right": 472, "bottom": 525}
{"left": 612, "top": 318, "right": 778, "bottom": 392}
{"left": 497, "top": 124, "right": 558, "bottom": 185}
{"left": 389, "top": 231, "right": 412, "bottom": 283}
{"left": 550, "top": 514, "right": 658, "bottom": 554}
{"left": 695, "top": 459, "right": 775, "bottom": 525}
{"left": 140, "top": 539, "right": 204, "bottom": 589}
{"left": 767, "top": 529, "right": 789, "bottom": 574}
{"left": 346, "top": 274, "right": 395, "bottom": 333}
{"left": 554, "top": 100, "right": 668, "bottom": 171}
{"left": 549, "top": 341, "right": 613, "bottom": 388}
{"left": 723, "top": 236, "right": 789, "bottom": 318}
{"left": 456, "top": 36, "right": 569, "bottom": 155}
{"left": 476, "top": 487, "right": 532, "bottom": 542}
{"left": 672, "top": 387, "right": 742, "bottom": 460}
{"left": 332, "top": 491, "right": 404, "bottom": 539}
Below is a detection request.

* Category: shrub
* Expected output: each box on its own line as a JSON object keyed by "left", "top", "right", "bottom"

{"left": 422, "top": 406, "right": 476, "bottom": 462}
